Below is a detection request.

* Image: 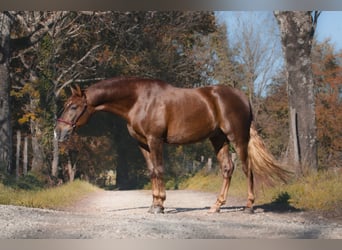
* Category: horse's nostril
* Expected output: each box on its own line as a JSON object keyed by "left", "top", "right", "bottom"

{"left": 54, "top": 126, "right": 71, "bottom": 142}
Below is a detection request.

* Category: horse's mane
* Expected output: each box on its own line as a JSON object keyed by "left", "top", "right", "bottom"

{"left": 85, "top": 77, "right": 167, "bottom": 106}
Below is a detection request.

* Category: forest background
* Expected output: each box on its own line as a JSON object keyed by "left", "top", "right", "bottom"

{"left": 0, "top": 11, "right": 341, "bottom": 190}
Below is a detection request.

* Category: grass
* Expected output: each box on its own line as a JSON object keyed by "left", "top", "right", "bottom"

{"left": 179, "top": 167, "right": 247, "bottom": 197}
{"left": 0, "top": 179, "right": 99, "bottom": 209}
{"left": 179, "top": 167, "right": 342, "bottom": 214}
{"left": 1, "top": 167, "right": 341, "bottom": 214}
{"left": 257, "top": 170, "right": 342, "bottom": 212}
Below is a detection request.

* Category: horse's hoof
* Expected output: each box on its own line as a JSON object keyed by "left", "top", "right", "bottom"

{"left": 243, "top": 207, "right": 255, "bottom": 214}
{"left": 148, "top": 205, "right": 164, "bottom": 214}
{"left": 208, "top": 206, "right": 220, "bottom": 213}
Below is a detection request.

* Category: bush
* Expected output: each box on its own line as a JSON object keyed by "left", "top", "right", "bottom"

{"left": 1, "top": 172, "right": 46, "bottom": 191}
{"left": 16, "top": 173, "right": 46, "bottom": 190}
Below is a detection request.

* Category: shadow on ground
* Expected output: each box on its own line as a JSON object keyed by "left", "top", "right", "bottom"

{"left": 255, "top": 192, "right": 301, "bottom": 213}
{"left": 166, "top": 192, "right": 301, "bottom": 214}
{"left": 105, "top": 191, "right": 301, "bottom": 215}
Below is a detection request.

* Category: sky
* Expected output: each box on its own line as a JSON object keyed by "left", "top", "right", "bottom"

{"left": 315, "top": 11, "right": 342, "bottom": 52}
{"left": 215, "top": 11, "right": 342, "bottom": 96}
{"left": 217, "top": 11, "right": 342, "bottom": 52}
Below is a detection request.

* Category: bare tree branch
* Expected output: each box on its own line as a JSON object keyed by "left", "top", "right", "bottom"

{"left": 312, "top": 11, "right": 321, "bottom": 36}
{"left": 10, "top": 11, "right": 70, "bottom": 51}
{"left": 55, "top": 44, "right": 101, "bottom": 96}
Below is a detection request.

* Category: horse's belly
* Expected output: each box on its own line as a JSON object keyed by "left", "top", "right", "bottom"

{"left": 166, "top": 119, "right": 216, "bottom": 144}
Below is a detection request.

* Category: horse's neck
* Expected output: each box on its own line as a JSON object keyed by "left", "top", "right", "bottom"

{"left": 85, "top": 81, "right": 137, "bottom": 120}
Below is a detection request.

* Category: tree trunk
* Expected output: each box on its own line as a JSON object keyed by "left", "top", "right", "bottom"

{"left": 51, "top": 91, "right": 59, "bottom": 177}
{"left": 0, "top": 13, "right": 13, "bottom": 172}
{"left": 23, "top": 136, "right": 28, "bottom": 175}
{"left": 66, "top": 156, "right": 76, "bottom": 182}
{"left": 16, "top": 130, "right": 21, "bottom": 179}
{"left": 274, "top": 11, "right": 318, "bottom": 173}
{"left": 51, "top": 137, "right": 59, "bottom": 177}
{"left": 31, "top": 136, "right": 45, "bottom": 173}
{"left": 29, "top": 97, "right": 46, "bottom": 174}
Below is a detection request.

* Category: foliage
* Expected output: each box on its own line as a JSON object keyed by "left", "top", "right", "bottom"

{"left": 7, "top": 11, "right": 221, "bottom": 185}
{"left": 257, "top": 70, "right": 289, "bottom": 159}
{"left": 257, "top": 40, "right": 341, "bottom": 171}
{"left": 312, "top": 40, "right": 342, "bottom": 169}
{"left": 2, "top": 172, "right": 46, "bottom": 191}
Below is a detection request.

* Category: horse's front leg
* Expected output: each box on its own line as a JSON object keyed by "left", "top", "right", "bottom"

{"left": 139, "top": 139, "right": 166, "bottom": 214}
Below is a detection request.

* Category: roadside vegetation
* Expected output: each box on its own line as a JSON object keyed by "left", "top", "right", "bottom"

{"left": 257, "top": 170, "right": 342, "bottom": 214}
{"left": 0, "top": 173, "right": 99, "bottom": 209}
{"left": 179, "top": 167, "right": 342, "bottom": 215}
{"left": 1, "top": 166, "right": 341, "bottom": 218}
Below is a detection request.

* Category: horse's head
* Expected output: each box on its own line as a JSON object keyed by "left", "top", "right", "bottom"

{"left": 55, "top": 85, "right": 92, "bottom": 142}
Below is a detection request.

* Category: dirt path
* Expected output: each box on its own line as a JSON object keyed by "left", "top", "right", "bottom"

{"left": 1, "top": 190, "right": 341, "bottom": 239}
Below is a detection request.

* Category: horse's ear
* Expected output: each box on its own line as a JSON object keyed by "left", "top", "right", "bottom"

{"left": 70, "top": 85, "right": 83, "bottom": 97}
{"left": 75, "top": 85, "right": 83, "bottom": 96}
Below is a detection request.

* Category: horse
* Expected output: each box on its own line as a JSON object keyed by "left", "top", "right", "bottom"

{"left": 55, "top": 76, "right": 291, "bottom": 214}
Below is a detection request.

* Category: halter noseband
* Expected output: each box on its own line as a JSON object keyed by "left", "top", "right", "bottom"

{"left": 57, "top": 98, "right": 87, "bottom": 129}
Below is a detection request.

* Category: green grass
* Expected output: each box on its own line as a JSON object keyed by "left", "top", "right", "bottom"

{"left": 0, "top": 180, "right": 99, "bottom": 209}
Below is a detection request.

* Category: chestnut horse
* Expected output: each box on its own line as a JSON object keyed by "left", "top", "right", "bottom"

{"left": 55, "top": 77, "right": 290, "bottom": 214}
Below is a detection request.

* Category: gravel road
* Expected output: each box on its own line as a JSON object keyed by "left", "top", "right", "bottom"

{"left": 0, "top": 190, "right": 341, "bottom": 239}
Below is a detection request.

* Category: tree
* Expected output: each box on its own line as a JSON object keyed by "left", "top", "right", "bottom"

{"left": 258, "top": 69, "right": 289, "bottom": 159}
{"left": 5, "top": 11, "right": 229, "bottom": 187}
{"left": 1, "top": 11, "right": 73, "bottom": 177}
{"left": 0, "top": 12, "right": 13, "bottom": 172}
{"left": 274, "top": 11, "right": 319, "bottom": 174}
{"left": 312, "top": 40, "right": 342, "bottom": 170}
{"left": 10, "top": 11, "right": 109, "bottom": 178}
{"left": 221, "top": 12, "right": 283, "bottom": 120}
{"left": 192, "top": 22, "right": 242, "bottom": 87}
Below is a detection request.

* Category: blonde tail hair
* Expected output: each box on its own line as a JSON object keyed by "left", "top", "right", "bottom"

{"left": 248, "top": 125, "right": 292, "bottom": 185}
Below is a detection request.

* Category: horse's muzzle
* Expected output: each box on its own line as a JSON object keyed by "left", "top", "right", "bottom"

{"left": 54, "top": 126, "right": 72, "bottom": 142}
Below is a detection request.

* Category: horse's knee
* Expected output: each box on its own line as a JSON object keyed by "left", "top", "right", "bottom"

{"left": 217, "top": 149, "right": 234, "bottom": 178}
{"left": 149, "top": 165, "right": 164, "bottom": 178}
{"left": 221, "top": 158, "right": 234, "bottom": 178}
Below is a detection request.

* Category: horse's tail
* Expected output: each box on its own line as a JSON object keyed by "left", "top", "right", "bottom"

{"left": 247, "top": 124, "right": 292, "bottom": 185}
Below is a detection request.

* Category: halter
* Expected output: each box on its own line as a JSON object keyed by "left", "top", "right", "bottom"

{"left": 57, "top": 97, "right": 88, "bottom": 129}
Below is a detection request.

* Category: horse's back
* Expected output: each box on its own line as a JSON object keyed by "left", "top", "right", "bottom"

{"left": 128, "top": 79, "right": 252, "bottom": 145}
{"left": 159, "top": 84, "right": 251, "bottom": 144}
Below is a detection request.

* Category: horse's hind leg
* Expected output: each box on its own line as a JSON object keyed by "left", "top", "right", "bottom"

{"left": 209, "top": 133, "right": 235, "bottom": 213}
{"left": 236, "top": 143, "right": 255, "bottom": 213}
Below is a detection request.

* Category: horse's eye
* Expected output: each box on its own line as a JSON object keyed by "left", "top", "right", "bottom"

{"left": 70, "top": 104, "right": 78, "bottom": 110}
